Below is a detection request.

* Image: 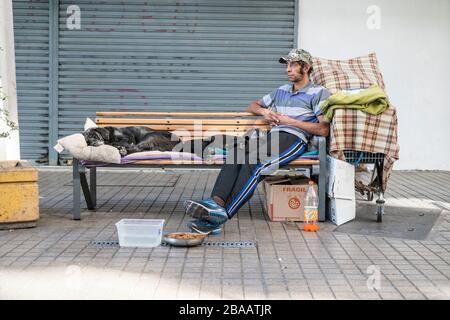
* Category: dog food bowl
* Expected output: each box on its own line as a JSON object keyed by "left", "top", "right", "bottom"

{"left": 115, "top": 219, "right": 165, "bottom": 248}
{"left": 163, "top": 232, "right": 207, "bottom": 247}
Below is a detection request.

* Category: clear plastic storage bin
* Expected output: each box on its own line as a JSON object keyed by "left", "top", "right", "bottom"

{"left": 115, "top": 219, "right": 165, "bottom": 248}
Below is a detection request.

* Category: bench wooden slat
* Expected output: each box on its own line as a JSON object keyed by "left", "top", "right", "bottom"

{"left": 121, "top": 159, "right": 319, "bottom": 165}
{"left": 123, "top": 160, "right": 225, "bottom": 165}
{"left": 96, "top": 118, "right": 269, "bottom": 125}
{"left": 289, "top": 159, "right": 320, "bottom": 165}
{"left": 96, "top": 111, "right": 256, "bottom": 117}
{"left": 96, "top": 124, "right": 271, "bottom": 131}
{"left": 176, "top": 131, "right": 245, "bottom": 139}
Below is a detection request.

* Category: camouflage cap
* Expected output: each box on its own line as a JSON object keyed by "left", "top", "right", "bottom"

{"left": 279, "top": 48, "right": 312, "bottom": 65}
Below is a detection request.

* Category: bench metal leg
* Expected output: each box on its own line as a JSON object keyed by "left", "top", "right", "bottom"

{"left": 72, "top": 158, "right": 96, "bottom": 220}
{"left": 72, "top": 158, "right": 81, "bottom": 220}
{"left": 318, "top": 167, "right": 326, "bottom": 222}
{"left": 375, "top": 159, "right": 385, "bottom": 223}
{"left": 318, "top": 137, "right": 327, "bottom": 222}
{"left": 80, "top": 171, "right": 95, "bottom": 210}
{"left": 90, "top": 167, "right": 97, "bottom": 208}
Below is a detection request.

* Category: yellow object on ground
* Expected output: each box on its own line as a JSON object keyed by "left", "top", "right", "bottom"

{"left": 0, "top": 160, "right": 39, "bottom": 227}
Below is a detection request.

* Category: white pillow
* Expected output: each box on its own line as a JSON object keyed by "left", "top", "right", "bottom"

{"left": 53, "top": 133, "right": 121, "bottom": 164}
{"left": 84, "top": 117, "right": 98, "bottom": 130}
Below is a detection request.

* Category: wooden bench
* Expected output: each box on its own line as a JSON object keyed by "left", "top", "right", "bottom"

{"left": 72, "top": 112, "right": 327, "bottom": 221}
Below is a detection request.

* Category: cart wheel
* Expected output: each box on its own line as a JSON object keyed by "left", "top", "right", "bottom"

{"left": 376, "top": 199, "right": 385, "bottom": 223}
{"left": 367, "top": 191, "right": 374, "bottom": 201}
{"left": 377, "top": 209, "right": 382, "bottom": 222}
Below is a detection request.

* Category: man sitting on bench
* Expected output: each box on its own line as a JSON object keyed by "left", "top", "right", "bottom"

{"left": 184, "top": 48, "right": 331, "bottom": 234}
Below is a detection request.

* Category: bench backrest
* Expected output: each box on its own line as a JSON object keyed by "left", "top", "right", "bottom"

{"left": 95, "top": 111, "right": 271, "bottom": 140}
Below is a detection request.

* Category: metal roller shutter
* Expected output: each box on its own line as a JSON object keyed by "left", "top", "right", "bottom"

{"left": 58, "top": 0, "right": 296, "bottom": 137}
{"left": 12, "top": 0, "right": 50, "bottom": 161}
{"left": 12, "top": 0, "right": 296, "bottom": 163}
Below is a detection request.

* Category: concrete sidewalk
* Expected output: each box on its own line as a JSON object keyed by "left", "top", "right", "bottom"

{"left": 0, "top": 168, "right": 449, "bottom": 299}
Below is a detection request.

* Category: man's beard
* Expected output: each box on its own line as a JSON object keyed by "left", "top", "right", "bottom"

{"left": 289, "top": 66, "right": 307, "bottom": 82}
{"left": 290, "top": 71, "right": 305, "bottom": 82}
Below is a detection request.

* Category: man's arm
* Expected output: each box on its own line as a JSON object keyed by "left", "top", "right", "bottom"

{"left": 275, "top": 114, "right": 330, "bottom": 137}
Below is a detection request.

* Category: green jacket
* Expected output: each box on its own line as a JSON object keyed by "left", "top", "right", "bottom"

{"left": 319, "top": 85, "right": 389, "bottom": 122}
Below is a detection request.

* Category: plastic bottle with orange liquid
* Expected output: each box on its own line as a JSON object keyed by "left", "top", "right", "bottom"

{"left": 303, "top": 180, "right": 319, "bottom": 232}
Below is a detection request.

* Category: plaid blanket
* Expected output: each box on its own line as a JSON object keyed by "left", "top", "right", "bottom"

{"left": 329, "top": 106, "right": 400, "bottom": 191}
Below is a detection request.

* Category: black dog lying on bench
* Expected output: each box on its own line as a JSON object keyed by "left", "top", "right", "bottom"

{"left": 82, "top": 126, "right": 262, "bottom": 158}
{"left": 81, "top": 126, "right": 212, "bottom": 157}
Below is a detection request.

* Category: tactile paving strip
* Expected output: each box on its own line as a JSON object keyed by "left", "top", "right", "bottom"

{"left": 89, "top": 240, "right": 256, "bottom": 248}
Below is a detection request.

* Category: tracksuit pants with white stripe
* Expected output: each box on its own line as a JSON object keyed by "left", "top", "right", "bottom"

{"left": 211, "top": 131, "right": 307, "bottom": 219}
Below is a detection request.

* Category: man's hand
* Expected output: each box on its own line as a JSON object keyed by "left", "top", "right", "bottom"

{"left": 273, "top": 113, "right": 293, "bottom": 126}
{"left": 261, "top": 109, "right": 281, "bottom": 125}
{"left": 248, "top": 100, "right": 329, "bottom": 136}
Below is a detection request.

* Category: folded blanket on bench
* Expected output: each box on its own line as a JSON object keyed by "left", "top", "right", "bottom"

{"left": 79, "top": 150, "right": 319, "bottom": 167}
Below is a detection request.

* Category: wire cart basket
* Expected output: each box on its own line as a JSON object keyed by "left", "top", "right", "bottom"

{"left": 342, "top": 150, "right": 385, "bottom": 222}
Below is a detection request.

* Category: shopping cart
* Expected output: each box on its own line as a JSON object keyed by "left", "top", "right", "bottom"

{"left": 342, "top": 150, "right": 386, "bottom": 222}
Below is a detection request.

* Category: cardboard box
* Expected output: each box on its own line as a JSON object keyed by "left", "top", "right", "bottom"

{"left": 326, "top": 155, "right": 355, "bottom": 200}
{"left": 326, "top": 197, "right": 356, "bottom": 226}
{"left": 325, "top": 155, "right": 356, "bottom": 226}
{"left": 262, "top": 178, "right": 317, "bottom": 222}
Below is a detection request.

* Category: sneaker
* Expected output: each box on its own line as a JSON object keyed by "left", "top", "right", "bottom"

{"left": 184, "top": 198, "right": 229, "bottom": 224}
{"left": 187, "top": 219, "right": 223, "bottom": 235}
